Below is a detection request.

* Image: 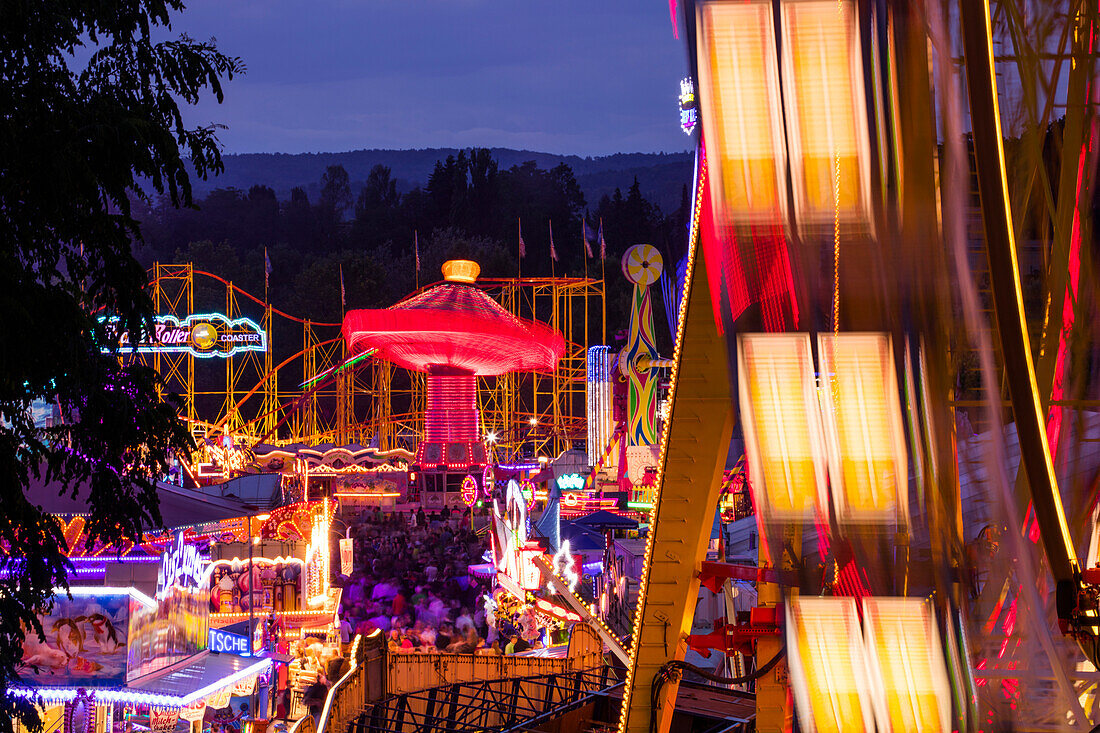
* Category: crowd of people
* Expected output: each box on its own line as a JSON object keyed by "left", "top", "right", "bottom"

{"left": 252, "top": 504, "right": 550, "bottom": 726}
{"left": 333, "top": 506, "right": 543, "bottom": 658}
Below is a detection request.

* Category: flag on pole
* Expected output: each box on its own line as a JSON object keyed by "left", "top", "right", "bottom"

{"left": 264, "top": 247, "right": 272, "bottom": 291}
{"left": 518, "top": 219, "right": 526, "bottom": 259}
{"left": 339, "top": 263, "right": 346, "bottom": 311}
{"left": 582, "top": 218, "right": 596, "bottom": 259}
{"left": 414, "top": 230, "right": 421, "bottom": 272}
{"left": 598, "top": 218, "right": 607, "bottom": 259}
{"left": 549, "top": 220, "right": 558, "bottom": 262}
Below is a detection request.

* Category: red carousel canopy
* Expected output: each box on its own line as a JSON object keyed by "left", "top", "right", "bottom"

{"left": 342, "top": 281, "right": 565, "bottom": 376}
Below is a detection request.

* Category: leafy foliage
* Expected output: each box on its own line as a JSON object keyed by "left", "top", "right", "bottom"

{"left": 0, "top": 1, "right": 240, "bottom": 728}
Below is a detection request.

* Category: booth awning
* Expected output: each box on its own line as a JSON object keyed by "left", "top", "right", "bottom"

{"left": 130, "top": 651, "right": 271, "bottom": 704}
{"left": 27, "top": 469, "right": 250, "bottom": 529}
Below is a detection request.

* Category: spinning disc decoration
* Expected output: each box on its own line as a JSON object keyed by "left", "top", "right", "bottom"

{"left": 622, "top": 244, "right": 663, "bottom": 286}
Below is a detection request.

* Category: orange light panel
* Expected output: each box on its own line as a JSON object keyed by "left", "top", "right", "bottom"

{"left": 817, "top": 333, "right": 908, "bottom": 524}
{"left": 862, "top": 597, "right": 950, "bottom": 732}
{"left": 780, "top": 0, "right": 871, "bottom": 226}
{"left": 787, "top": 597, "right": 874, "bottom": 733}
{"left": 695, "top": 0, "right": 787, "bottom": 222}
{"left": 737, "top": 334, "right": 828, "bottom": 521}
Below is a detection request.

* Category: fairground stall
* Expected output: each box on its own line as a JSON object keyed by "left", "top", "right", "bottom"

{"left": 15, "top": 533, "right": 271, "bottom": 733}
{"left": 16, "top": 482, "right": 341, "bottom": 732}
{"left": 205, "top": 500, "right": 342, "bottom": 648}
{"left": 250, "top": 443, "right": 412, "bottom": 517}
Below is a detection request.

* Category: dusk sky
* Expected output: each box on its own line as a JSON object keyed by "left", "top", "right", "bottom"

{"left": 177, "top": 1, "right": 693, "bottom": 156}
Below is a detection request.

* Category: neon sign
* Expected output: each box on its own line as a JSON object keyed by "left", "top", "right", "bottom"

{"left": 103, "top": 313, "right": 267, "bottom": 358}
{"left": 208, "top": 628, "right": 250, "bottom": 656}
{"left": 461, "top": 475, "right": 478, "bottom": 507}
{"left": 549, "top": 540, "right": 579, "bottom": 594}
{"left": 556, "top": 473, "right": 585, "bottom": 491}
{"left": 155, "top": 532, "right": 205, "bottom": 599}
{"left": 679, "top": 77, "right": 698, "bottom": 135}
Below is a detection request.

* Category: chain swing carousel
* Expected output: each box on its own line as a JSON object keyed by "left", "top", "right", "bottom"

{"left": 342, "top": 260, "right": 565, "bottom": 510}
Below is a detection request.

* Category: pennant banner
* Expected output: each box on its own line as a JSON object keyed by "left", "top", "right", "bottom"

{"left": 179, "top": 700, "right": 207, "bottom": 723}
{"left": 208, "top": 686, "right": 232, "bottom": 711}
{"left": 232, "top": 674, "right": 257, "bottom": 697}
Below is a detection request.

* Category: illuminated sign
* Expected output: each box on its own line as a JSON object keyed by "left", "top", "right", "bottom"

{"left": 156, "top": 532, "right": 206, "bottom": 599}
{"left": 208, "top": 628, "right": 250, "bottom": 656}
{"left": 305, "top": 510, "right": 330, "bottom": 603}
{"left": 586, "top": 346, "right": 614, "bottom": 466}
{"left": 534, "top": 597, "right": 581, "bottom": 623}
{"left": 130, "top": 532, "right": 209, "bottom": 680}
{"left": 520, "top": 479, "right": 536, "bottom": 510}
{"left": 103, "top": 313, "right": 267, "bottom": 358}
{"left": 461, "top": 475, "right": 478, "bottom": 507}
{"left": 556, "top": 473, "right": 585, "bottom": 491}
{"left": 339, "top": 537, "right": 354, "bottom": 576}
{"left": 492, "top": 479, "right": 543, "bottom": 597}
{"left": 549, "top": 540, "right": 580, "bottom": 594}
{"left": 679, "top": 77, "right": 698, "bottom": 134}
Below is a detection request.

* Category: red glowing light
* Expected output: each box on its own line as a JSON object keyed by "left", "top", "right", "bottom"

{"left": 343, "top": 283, "right": 564, "bottom": 376}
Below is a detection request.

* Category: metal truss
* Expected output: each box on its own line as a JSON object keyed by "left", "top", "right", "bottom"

{"left": 350, "top": 668, "right": 619, "bottom": 733}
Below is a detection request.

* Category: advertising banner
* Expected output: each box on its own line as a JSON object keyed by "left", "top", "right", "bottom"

{"left": 339, "top": 538, "right": 354, "bottom": 576}
{"left": 148, "top": 707, "right": 179, "bottom": 731}
{"left": 127, "top": 532, "right": 209, "bottom": 681}
{"left": 20, "top": 592, "right": 130, "bottom": 686}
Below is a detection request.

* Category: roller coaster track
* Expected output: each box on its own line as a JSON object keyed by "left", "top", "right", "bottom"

{"left": 207, "top": 337, "right": 344, "bottom": 438}
{"left": 141, "top": 266, "right": 599, "bottom": 456}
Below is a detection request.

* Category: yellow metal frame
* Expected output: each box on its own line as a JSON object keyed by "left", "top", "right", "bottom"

{"left": 619, "top": 156, "right": 736, "bottom": 733}
{"left": 141, "top": 266, "right": 602, "bottom": 455}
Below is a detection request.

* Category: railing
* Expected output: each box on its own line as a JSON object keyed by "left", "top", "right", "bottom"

{"left": 386, "top": 648, "right": 603, "bottom": 696}
{"left": 288, "top": 713, "right": 317, "bottom": 733}
{"left": 316, "top": 663, "right": 363, "bottom": 733}
{"left": 309, "top": 630, "right": 384, "bottom": 733}
{"left": 352, "top": 668, "right": 620, "bottom": 733}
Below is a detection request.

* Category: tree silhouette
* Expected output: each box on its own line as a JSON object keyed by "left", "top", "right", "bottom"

{"left": 0, "top": 0, "right": 241, "bottom": 728}
{"left": 320, "top": 164, "right": 353, "bottom": 218}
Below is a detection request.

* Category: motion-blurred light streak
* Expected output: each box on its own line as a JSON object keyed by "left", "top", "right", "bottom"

{"left": 695, "top": 0, "right": 787, "bottom": 224}
{"left": 737, "top": 333, "right": 828, "bottom": 522}
{"left": 788, "top": 597, "right": 875, "bottom": 733}
{"left": 780, "top": 0, "right": 872, "bottom": 228}
{"left": 863, "top": 597, "right": 951, "bottom": 732}
{"left": 818, "top": 333, "right": 908, "bottom": 525}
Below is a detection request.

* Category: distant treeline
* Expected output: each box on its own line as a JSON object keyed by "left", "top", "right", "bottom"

{"left": 134, "top": 148, "right": 694, "bottom": 349}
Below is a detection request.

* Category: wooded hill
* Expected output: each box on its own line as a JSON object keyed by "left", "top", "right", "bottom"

{"left": 189, "top": 148, "right": 694, "bottom": 214}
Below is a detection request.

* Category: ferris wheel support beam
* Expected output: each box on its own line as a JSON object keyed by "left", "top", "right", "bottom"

{"left": 617, "top": 181, "right": 735, "bottom": 733}
{"left": 959, "top": 0, "right": 1081, "bottom": 600}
